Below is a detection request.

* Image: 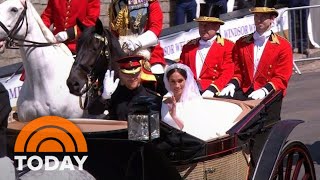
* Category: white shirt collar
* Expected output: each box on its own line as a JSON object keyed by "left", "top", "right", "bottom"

{"left": 253, "top": 30, "right": 272, "bottom": 42}
{"left": 199, "top": 36, "right": 217, "bottom": 47}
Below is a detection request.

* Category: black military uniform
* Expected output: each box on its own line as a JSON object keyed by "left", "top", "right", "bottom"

{"left": 88, "top": 55, "right": 162, "bottom": 120}
{"left": 88, "top": 85, "right": 161, "bottom": 120}
{"left": 0, "top": 82, "right": 11, "bottom": 157}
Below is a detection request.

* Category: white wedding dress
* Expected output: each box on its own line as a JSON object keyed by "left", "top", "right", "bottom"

{"left": 161, "top": 64, "right": 243, "bottom": 141}
{"left": 162, "top": 98, "right": 242, "bottom": 141}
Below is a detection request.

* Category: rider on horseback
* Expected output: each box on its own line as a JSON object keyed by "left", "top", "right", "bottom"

{"left": 109, "top": 0, "right": 167, "bottom": 95}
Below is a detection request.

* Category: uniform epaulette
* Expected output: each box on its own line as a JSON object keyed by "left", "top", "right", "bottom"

{"left": 216, "top": 33, "right": 224, "bottom": 46}
{"left": 241, "top": 33, "right": 254, "bottom": 43}
{"left": 185, "top": 38, "right": 200, "bottom": 45}
{"left": 270, "top": 33, "right": 280, "bottom": 44}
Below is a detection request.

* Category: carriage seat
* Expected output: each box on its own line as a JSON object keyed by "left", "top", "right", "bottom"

{"left": 197, "top": 98, "right": 261, "bottom": 141}
{"left": 160, "top": 97, "right": 261, "bottom": 142}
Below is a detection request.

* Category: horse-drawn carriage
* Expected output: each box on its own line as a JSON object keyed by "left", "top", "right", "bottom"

{"left": 6, "top": 90, "right": 316, "bottom": 180}
{"left": 0, "top": 0, "right": 315, "bottom": 179}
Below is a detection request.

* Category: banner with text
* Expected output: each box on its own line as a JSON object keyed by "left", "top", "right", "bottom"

{"left": 0, "top": 74, "right": 23, "bottom": 108}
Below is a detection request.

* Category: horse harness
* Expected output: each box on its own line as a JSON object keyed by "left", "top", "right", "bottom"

{"left": 77, "top": 33, "right": 111, "bottom": 110}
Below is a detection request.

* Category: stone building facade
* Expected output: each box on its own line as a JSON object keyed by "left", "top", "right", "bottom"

{"left": 0, "top": 0, "right": 175, "bottom": 67}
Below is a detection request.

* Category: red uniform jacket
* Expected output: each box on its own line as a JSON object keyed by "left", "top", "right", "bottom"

{"left": 179, "top": 36, "right": 234, "bottom": 92}
{"left": 231, "top": 33, "right": 293, "bottom": 96}
{"left": 41, "top": 0, "right": 100, "bottom": 53}
{"left": 147, "top": 0, "right": 165, "bottom": 66}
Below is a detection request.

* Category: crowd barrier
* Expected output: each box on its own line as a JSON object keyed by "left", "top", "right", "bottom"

{"left": 278, "top": 2, "right": 320, "bottom": 74}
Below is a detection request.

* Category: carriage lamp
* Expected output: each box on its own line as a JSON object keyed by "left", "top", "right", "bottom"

{"left": 127, "top": 96, "right": 160, "bottom": 141}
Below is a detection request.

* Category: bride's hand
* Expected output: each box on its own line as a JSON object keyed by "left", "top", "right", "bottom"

{"left": 168, "top": 96, "right": 184, "bottom": 129}
{"left": 168, "top": 96, "right": 176, "bottom": 117}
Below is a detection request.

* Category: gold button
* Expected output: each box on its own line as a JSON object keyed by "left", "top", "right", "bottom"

{"left": 66, "top": 17, "right": 69, "bottom": 20}
{"left": 268, "top": 72, "right": 271, "bottom": 75}
{"left": 64, "top": 28, "right": 67, "bottom": 30}
{"left": 212, "top": 76, "right": 216, "bottom": 80}
{"left": 215, "top": 64, "right": 218, "bottom": 67}
{"left": 214, "top": 69, "right": 217, "bottom": 72}
{"left": 198, "top": 78, "right": 201, "bottom": 80}
{"left": 269, "top": 65, "right": 272, "bottom": 68}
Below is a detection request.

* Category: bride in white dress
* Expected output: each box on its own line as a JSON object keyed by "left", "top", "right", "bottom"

{"left": 161, "top": 63, "right": 242, "bottom": 141}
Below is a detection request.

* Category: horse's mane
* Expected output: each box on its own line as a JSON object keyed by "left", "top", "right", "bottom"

{"left": 77, "top": 26, "right": 96, "bottom": 50}
{"left": 78, "top": 24, "right": 126, "bottom": 59}
{"left": 26, "top": 0, "right": 72, "bottom": 56}
{"left": 26, "top": 0, "right": 55, "bottom": 43}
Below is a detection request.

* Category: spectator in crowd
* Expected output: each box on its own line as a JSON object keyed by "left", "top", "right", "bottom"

{"left": 219, "top": 0, "right": 293, "bottom": 101}
{"left": 0, "top": 82, "right": 16, "bottom": 180}
{"left": 205, "top": 0, "right": 228, "bottom": 14}
{"left": 175, "top": 0, "right": 198, "bottom": 25}
{"left": 288, "top": 0, "right": 310, "bottom": 54}
{"left": 88, "top": 55, "right": 162, "bottom": 120}
{"left": 41, "top": 0, "right": 100, "bottom": 54}
{"left": 236, "top": 0, "right": 254, "bottom": 10}
{"left": 109, "top": 0, "right": 166, "bottom": 95}
{"left": 0, "top": 82, "right": 11, "bottom": 158}
{"left": 179, "top": 4, "right": 234, "bottom": 98}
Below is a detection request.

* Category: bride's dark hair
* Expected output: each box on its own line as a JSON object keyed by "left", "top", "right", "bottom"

{"left": 166, "top": 67, "right": 187, "bottom": 80}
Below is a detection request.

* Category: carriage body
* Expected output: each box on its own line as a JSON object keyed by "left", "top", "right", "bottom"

{"left": 6, "top": 90, "right": 315, "bottom": 180}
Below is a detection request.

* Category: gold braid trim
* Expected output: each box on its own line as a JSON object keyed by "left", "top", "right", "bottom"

{"left": 109, "top": 5, "right": 129, "bottom": 36}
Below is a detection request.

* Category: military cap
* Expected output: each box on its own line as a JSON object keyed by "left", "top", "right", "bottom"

{"left": 117, "top": 55, "right": 143, "bottom": 74}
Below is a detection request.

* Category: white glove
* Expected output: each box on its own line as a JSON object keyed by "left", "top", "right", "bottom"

{"left": 123, "top": 30, "right": 158, "bottom": 52}
{"left": 248, "top": 88, "right": 269, "bottom": 100}
{"left": 123, "top": 38, "right": 141, "bottom": 52}
{"left": 55, "top": 31, "right": 68, "bottom": 42}
{"left": 219, "top": 83, "right": 236, "bottom": 97}
{"left": 137, "top": 30, "right": 158, "bottom": 48}
{"left": 150, "top": 64, "right": 164, "bottom": 74}
{"left": 101, "top": 70, "right": 120, "bottom": 100}
{"left": 202, "top": 90, "right": 215, "bottom": 98}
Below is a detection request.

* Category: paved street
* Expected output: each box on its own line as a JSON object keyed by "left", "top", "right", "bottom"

{"left": 281, "top": 70, "right": 320, "bottom": 178}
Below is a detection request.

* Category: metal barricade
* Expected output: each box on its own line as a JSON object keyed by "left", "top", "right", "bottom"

{"left": 279, "top": 4, "right": 320, "bottom": 74}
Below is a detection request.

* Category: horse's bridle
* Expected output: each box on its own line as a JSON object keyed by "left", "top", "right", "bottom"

{"left": 0, "top": 2, "right": 56, "bottom": 49}
{"left": 78, "top": 33, "right": 110, "bottom": 94}
{"left": 77, "top": 33, "right": 111, "bottom": 109}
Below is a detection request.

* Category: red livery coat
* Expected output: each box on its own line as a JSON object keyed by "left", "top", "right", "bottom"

{"left": 147, "top": 0, "right": 165, "bottom": 66}
{"left": 41, "top": 0, "right": 100, "bottom": 53}
{"left": 179, "top": 36, "right": 234, "bottom": 92}
{"left": 232, "top": 33, "right": 293, "bottom": 96}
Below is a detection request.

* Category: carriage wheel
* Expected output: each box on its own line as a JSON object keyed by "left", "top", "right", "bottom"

{"left": 271, "top": 141, "right": 316, "bottom": 180}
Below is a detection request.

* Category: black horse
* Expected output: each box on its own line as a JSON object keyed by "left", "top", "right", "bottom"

{"left": 67, "top": 19, "right": 126, "bottom": 97}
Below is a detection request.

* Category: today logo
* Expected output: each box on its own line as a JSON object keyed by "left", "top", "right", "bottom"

{"left": 14, "top": 116, "right": 88, "bottom": 171}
